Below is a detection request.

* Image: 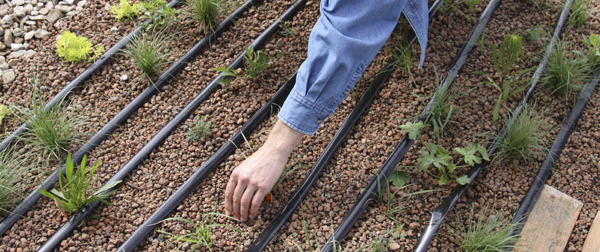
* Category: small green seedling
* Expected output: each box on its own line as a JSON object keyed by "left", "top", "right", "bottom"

{"left": 399, "top": 121, "right": 424, "bottom": 140}
{"left": 417, "top": 143, "right": 488, "bottom": 185}
{"left": 212, "top": 45, "right": 282, "bottom": 86}
{"left": 110, "top": 0, "right": 144, "bottom": 20}
{"left": 56, "top": 31, "right": 104, "bottom": 63}
{"left": 157, "top": 201, "right": 242, "bottom": 251}
{"left": 140, "top": 2, "right": 179, "bottom": 31}
{"left": 0, "top": 104, "right": 9, "bottom": 124}
{"left": 278, "top": 20, "right": 295, "bottom": 37}
{"left": 543, "top": 41, "right": 590, "bottom": 99}
{"left": 581, "top": 33, "right": 600, "bottom": 65}
{"left": 187, "top": 115, "right": 211, "bottom": 142}
{"left": 37, "top": 154, "right": 121, "bottom": 213}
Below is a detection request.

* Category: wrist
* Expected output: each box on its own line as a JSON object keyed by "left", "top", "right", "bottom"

{"left": 262, "top": 120, "right": 304, "bottom": 156}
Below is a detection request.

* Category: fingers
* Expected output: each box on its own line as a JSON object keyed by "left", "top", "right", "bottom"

{"left": 239, "top": 184, "right": 258, "bottom": 222}
{"left": 249, "top": 188, "right": 267, "bottom": 219}
{"left": 232, "top": 176, "right": 248, "bottom": 220}
{"left": 224, "top": 175, "right": 237, "bottom": 217}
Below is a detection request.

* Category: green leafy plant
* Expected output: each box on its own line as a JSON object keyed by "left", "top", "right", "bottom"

{"left": 417, "top": 143, "right": 488, "bottom": 185}
{"left": 581, "top": 33, "right": 600, "bottom": 65}
{"left": 278, "top": 20, "right": 295, "bottom": 37}
{"left": 157, "top": 201, "right": 242, "bottom": 251}
{"left": 0, "top": 146, "right": 33, "bottom": 212}
{"left": 212, "top": 45, "right": 282, "bottom": 86}
{"left": 187, "top": 115, "right": 212, "bottom": 142}
{"left": 122, "top": 30, "right": 173, "bottom": 78}
{"left": 476, "top": 34, "right": 532, "bottom": 124}
{"left": 387, "top": 31, "right": 414, "bottom": 82}
{"left": 569, "top": 0, "right": 590, "bottom": 28}
{"left": 0, "top": 104, "right": 9, "bottom": 125}
{"left": 399, "top": 121, "right": 424, "bottom": 140}
{"left": 188, "top": 0, "right": 222, "bottom": 27}
{"left": 37, "top": 154, "right": 121, "bottom": 213}
{"left": 140, "top": 2, "right": 179, "bottom": 31}
{"left": 543, "top": 41, "right": 590, "bottom": 99}
{"left": 497, "top": 104, "right": 549, "bottom": 164}
{"left": 440, "top": 0, "right": 481, "bottom": 20}
{"left": 477, "top": 29, "right": 486, "bottom": 55}
{"left": 56, "top": 31, "right": 104, "bottom": 63}
{"left": 110, "top": 0, "right": 144, "bottom": 21}
{"left": 458, "top": 206, "right": 523, "bottom": 252}
{"left": 13, "top": 74, "right": 88, "bottom": 160}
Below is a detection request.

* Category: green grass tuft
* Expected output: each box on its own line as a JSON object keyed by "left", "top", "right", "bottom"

{"left": 569, "top": 0, "right": 590, "bottom": 27}
{"left": 543, "top": 41, "right": 591, "bottom": 99}
{"left": 122, "top": 30, "right": 174, "bottom": 79}
{"left": 0, "top": 145, "right": 32, "bottom": 212}
{"left": 458, "top": 206, "right": 523, "bottom": 252}
{"left": 188, "top": 0, "right": 221, "bottom": 27}
{"left": 498, "top": 104, "right": 549, "bottom": 164}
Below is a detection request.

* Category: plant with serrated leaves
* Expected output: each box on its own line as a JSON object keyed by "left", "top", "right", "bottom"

{"left": 157, "top": 200, "right": 242, "bottom": 251}
{"left": 140, "top": 2, "right": 179, "bottom": 31}
{"left": 569, "top": 0, "right": 590, "bottom": 28}
{"left": 278, "top": 20, "right": 295, "bottom": 37}
{"left": 399, "top": 121, "right": 424, "bottom": 140}
{"left": 476, "top": 34, "right": 533, "bottom": 125}
{"left": 581, "top": 34, "right": 600, "bottom": 65}
{"left": 498, "top": 104, "right": 549, "bottom": 165}
{"left": 122, "top": 29, "right": 173, "bottom": 79}
{"left": 417, "top": 143, "right": 488, "bottom": 185}
{"left": 56, "top": 31, "right": 104, "bottom": 63}
{"left": 187, "top": 115, "right": 211, "bottom": 142}
{"left": 245, "top": 45, "right": 282, "bottom": 79}
{"left": 188, "top": 0, "right": 222, "bottom": 28}
{"left": 38, "top": 154, "right": 122, "bottom": 213}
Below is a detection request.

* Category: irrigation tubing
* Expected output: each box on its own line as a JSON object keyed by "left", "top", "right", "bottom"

{"left": 506, "top": 64, "right": 600, "bottom": 245}
{"left": 0, "top": 0, "right": 261, "bottom": 237}
{"left": 115, "top": 1, "right": 307, "bottom": 251}
{"left": 0, "top": 0, "right": 185, "bottom": 153}
{"left": 244, "top": 1, "right": 445, "bottom": 250}
{"left": 319, "top": 0, "right": 502, "bottom": 250}
{"left": 413, "top": 1, "right": 573, "bottom": 251}
{"left": 36, "top": 0, "right": 304, "bottom": 249}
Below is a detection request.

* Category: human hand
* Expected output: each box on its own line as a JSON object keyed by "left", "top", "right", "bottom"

{"left": 224, "top": 120, "right": 304, "bottom": 221}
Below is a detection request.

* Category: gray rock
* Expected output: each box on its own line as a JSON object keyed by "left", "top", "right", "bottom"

{"left": 7, "top": 58, "right": 19, "bottom": 67}
{"left": 76, "top": 0, "right": 85, "bottom": 7}
{"left": 45, "top": 1, "right": 53, "bottom": 9}
{"left": 31, "top": 0, "right": 36, "bottom": 4}
{"left": 55, "top": 5, "right": 74, "bottom": 13}
{"left": 13, "top": 6, "right": 25, "bottom": 17}
{"left": 14, "top": 37, "right": 22, "bottom": 44}
{"left": 57, "top": 0, "right": 68, "bottom": 4}
{"left": 120, "top": 74, "right": 128, "bottom": 82}
{"left": 0, "top": 43, "right": 5, "bottom": 50}
{"left": 0, "top": 56, "right": 7, "bottom": 70}
{"left": 38, "top": 7, "right": 48, "bottom": 14}
{"left": 110, "top": 26, "right": 117, "bottom": 32}
{"left": 104, "top": 2, "right": 110, "bottom": 11}
{"left": 65, "top": 0, "right": 74, "bottom": 5}
{"left": 12, "top": 0, "right": 25, "bottom": 6}
{"left": 74, "top": 6, "right": 82, "bottom": 13}
{"left": 40, "top": 85, "right": 49, "bottom": 92}
{"left": 24, "top": 4, "right": 33, "bottom": 14}
{"left": 1, "top": 15, "right": 14, "bottom": 26}
{"left": 34, "top": 28, "right": 48, "bottom": 38}
{"left": 24, "top": 30, "right": 34, "bottom": 40}
{"left": 4, "top": 29, "right": 12, "bottom": 47}
{"left": 46, "top": 9, "right": 62, "bottom": 23}
{"left": 9, "top": 50, "right": 25, "bottom": 58}
{"left": 53, "top": 18, "right": 65, "bottom": 29}
{"left": 0, "top": 5, "right": 9, "bottom": 17}
{"left": 23, "top": 49, "right": 35, "bottom": 58}
{"left": 10, "top": 43, "right": 22, "bottom": 50}
{"left": 25, "top": 21, "right": 36, "bottom": 25}
{"left": 30, "top": 10, "right": 39, "bottom": 15}
{"left": 65, "top": 11, "right": 75, "bottom": 16}
{"left": 29, "top": 15, "right": 45, "bottom": 20}
{"left": 2, "top": 71, "right": 15, "bottom": 83}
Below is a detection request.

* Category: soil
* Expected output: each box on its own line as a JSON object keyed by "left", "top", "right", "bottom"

{"left": 1, "top": 0, "right": 599, "bottom": 251}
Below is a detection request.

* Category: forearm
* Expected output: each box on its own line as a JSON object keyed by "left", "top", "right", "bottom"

{"left": 262, "top": 120, "right": 304, "bottom": 156}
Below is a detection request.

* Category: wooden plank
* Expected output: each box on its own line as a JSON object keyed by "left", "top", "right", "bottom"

{"left": 514, "top": 185, "right": 583, "bottom": 252}
{"left": 582, "top": 210, "right": 600, "bottom": 252}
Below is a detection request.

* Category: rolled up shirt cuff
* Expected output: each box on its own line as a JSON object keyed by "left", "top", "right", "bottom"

{"left": 278, "top": 90, "right": 334, "bottom": 135}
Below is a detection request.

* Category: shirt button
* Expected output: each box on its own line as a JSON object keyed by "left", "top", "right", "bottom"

{"left": 344, "top": 91, "right": 349, "bottom": 95}
{"left": 316, "top": 119, "right": 322, "bottom": 124}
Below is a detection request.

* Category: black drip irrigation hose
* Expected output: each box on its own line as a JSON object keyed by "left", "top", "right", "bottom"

{"left": 116, "top": 1, "right": 307, "bottom": 251}
{"left": 506, "top": 63, "right": 600, "bottom": 245}
{"left": 318, "top": 0, "right": 502, "bottom": 251}
{"left": 0, "top": 0, "right": 260, "bottom": 237}
{"left": 413, "top": 1, "right": 573, "bottom": 251}
{"left": 0, "top": 0, "right": 183, "bottom": 153}
{"left": 245, "top": 1, "right": 443, "bottom": 250}
{"left": 36, "top": 0, "right": 303, "bottom": 249}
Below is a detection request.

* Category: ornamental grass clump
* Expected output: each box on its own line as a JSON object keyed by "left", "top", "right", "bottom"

{"left": 0, "top": 146, "right": 33, "bottom": 212}
{"left": 498, "top": 104, "right": 549, "bottom": 165}
{"left": 37, "top": 154, "right": 122, "bottom": 214}
{"left": 56, "top": 31, "right": 104, "bottom": 63}
{"left": 569, "top": 0, "right": 590, "bottom": 27}
{"left": 543, "top": 41, "right": 591, "bottom": 99}
{"left": 122, "top": 30, "right": 173, "bottom": 79}
{"left": 458, "top": 206, "right": 523, "bottom": 252}
{"left": 188, "top": 0, "right": 222, "bottom": 27}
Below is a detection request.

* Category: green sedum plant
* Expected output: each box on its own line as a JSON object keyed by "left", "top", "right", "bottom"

{"left": 476, "top": 34, "right": 532, "bottom": 125}
{"left": 122, "top": 30, "right": 173, "bottom": 78}
{"left": 417, "top": 143, "right": 489, "bottom": 185}
{"left": 110, "top": 0, "right": 144, "bottom": 21}
{"left": 56, "top": 31, "right": 104, "bottom": 63}
{"left": 188, "top": 0, "right": 222, "bottom": 27}
{"left": 38, "top": 154, "right": 121, "bottom": 213}
{"left": 187, "top": 115, "right": 211, "bottom": 142}
{"left": 213, "top": 45, "right": 282, "bottom": 86}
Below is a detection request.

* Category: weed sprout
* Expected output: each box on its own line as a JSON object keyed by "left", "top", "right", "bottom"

{"left": 187, "top": 115, "right": 212, "bottom": 142}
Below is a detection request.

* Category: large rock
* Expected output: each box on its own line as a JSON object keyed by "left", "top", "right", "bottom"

{"left": 2, "top": 71, "right": 15, "bottom": 83}
{"left": 1, "top": 15, "right": 14, "bottom": 26}
{"left": 24, "top": 30, "right": 34, "bottom": 40}
{"left": 46, "top": 9, "right": 63, "bottom": 23}
{"left": 29, "top": 15, "right": 45, "bottom": 20}
{"left": 55, "top": 5, "right": 75, "bottom": 13}
{"left": 11, "top": 0, "right": 25, "bottom": 6}
{"left": 10, "top": 43, "right": 23, "bottom": 50}
{"left": 38, "top": 7, "right": 49, "bottom": 14}
{"left": 34, "top": 28, "right": 49, "bottom": 38}
{"left": 0, "top": 56, "right": 8, "bottom": 70}
{"left": 4, "top": 29, "right": 12, "bottom": 47}
{"left": 23, "top": 49, "right": 35, "bottom": 58}
{"left": 9, "top": 49, "right": 26, "bottom": 58}
{"left": 23, "top": 4, "right": 33, "bottom": 14}
{"left": 13, "top": 6, "right": 25, "bottom": 17}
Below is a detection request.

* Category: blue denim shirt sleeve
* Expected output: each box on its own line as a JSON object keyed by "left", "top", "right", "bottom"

{"left": 278, "top": 0, "right": 429, "bottom": 135}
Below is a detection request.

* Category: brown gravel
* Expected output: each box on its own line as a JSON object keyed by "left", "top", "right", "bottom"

{"left": 2, "top": 0, "right": 600, "bottom": 251}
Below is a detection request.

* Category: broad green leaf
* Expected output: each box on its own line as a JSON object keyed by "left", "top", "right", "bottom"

{"left": 211, "top": 67, "right": 228, "bottom": 72}
{"left": 453, "top": 143, "right": 481, "bottom": 166}
{"left": 591, "top": 34, "right": 598, "bottom": 47}
{"left": 399, "top": 121, "right": 424, "bottom": 140}
{"left": 447, "top": 162, "right": 457, "bottom": 174}
{"left": 438, "top": 175, "right": 448, "bottom": 185}
{"left": 456, "top": 175, "right": 471, "bottom": 185}
{"left": 94, "top": 180, "right": 122, "bottom": 195}
{"left": 476, "top": 144, "right": 490, "bottom": 161}
{"left": 388, "top": 170, "right": 410, "bottom": 188}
